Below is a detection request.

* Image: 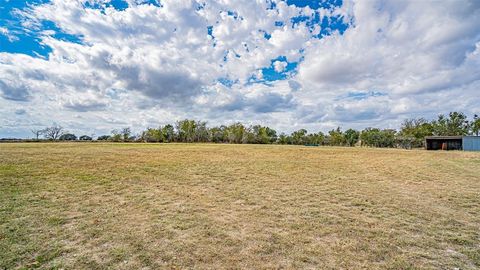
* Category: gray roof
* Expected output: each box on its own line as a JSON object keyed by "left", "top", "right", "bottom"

{"left": 425, "top": 136, "right": 463, "bottom": 140}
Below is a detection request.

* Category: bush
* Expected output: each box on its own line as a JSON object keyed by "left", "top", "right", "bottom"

{"left": 59, "top": 133, "right": 77, "bottom": 141}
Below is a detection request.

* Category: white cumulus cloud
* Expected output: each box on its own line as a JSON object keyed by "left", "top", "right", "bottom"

{"left": 0, "top": 0, "right": 479, "bottom": 138}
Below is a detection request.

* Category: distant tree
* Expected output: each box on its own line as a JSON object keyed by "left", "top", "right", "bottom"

{"left": 344, "top": 129, "right": 360, "bottom": 146}
{"left": 328, "top": 127, "right": 345, "bottom": 146}
{"left": 303, "top": 132, "right": 324, "bottom": 145}
{"left": 128, "top": 134, "right": 137, "bottom": 141}
{"left": 59, "top": 133, "right": 77, "bottom": 141}
{"left": 110, "top": 130, "right": 122, "bottom": 142}
{"left": 176, "top": 119, "right": 197, "bottom": 143}
{"left": 244, "top": 126, "right": 256, "bottom": 144}
{"left": 399, "top": 118, "right": 433, "bottom": 147}
{"left": 265, "top": 127, "right": 278, "bottom": 143}
{"left": 226, "top": 123, "right": 246, "bottom": 143}
{"left": 251, "top": 125, "right": 265, "bottom": 144}
{"left": 432, "top": 112, "right": 469, "bottom": 136}
{"left": 209, "top": 126, "right": 226, "bottom": 143}
{"left": 31, "top": 129, "right": 44, "bottom": 140}
{"left": 79, "top": 135, "right": 93, "bottom": 141}
{"left": 291, "top": 129, "right": 307, "bottom": 145}
{"left": 194, "top": 121, "right": 209, "bottom": 142}
{"left": 162, "top": 124, "right": 175, "bottom": 142}
{"left": 250, "top": 125, "right": 276, "bottom": 144}
{"left": 313, "top": 132, "right": 325, "bottom": 145}
{"left": 381, "top": 129, "right": 398, "bottom": 147}
{"left": 126, "top": 111, "right": 478, "bottom": 147}
{"left": 121, "top": 127, "right": 132, "bottom": 142}
{"left": 395, "top": 136, "right": 415, "bottom": 149}
{"left": 142, "top": 127, "right": 164, "bottom": 142}
{"left": 97, "top": 135, "right": 111, "bottom": 141}
{"left": 43, "top": 125, "right": 64, "bottom": 140}
{"left": 278, "top": 133, "right": 289, "bottom": 144}
{"left": 176, "top": 120, "right": 186, "bottom": 142}
{"left": 360, "top": 128, "right": 377, "bottom": 147}
{"left": 360, "top": 128, "right": 396, "bottom": 148}
{"left": 472, "top": 114, "right": 480, "bottom": 136}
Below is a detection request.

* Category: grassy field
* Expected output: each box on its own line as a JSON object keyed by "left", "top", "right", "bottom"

{"left": 1, "top": 143, "right": 479, "bottom": 269}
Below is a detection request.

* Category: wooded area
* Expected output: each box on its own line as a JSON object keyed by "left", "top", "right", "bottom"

{"left": 24, "top": 112, "right": 480, "bottom": 148}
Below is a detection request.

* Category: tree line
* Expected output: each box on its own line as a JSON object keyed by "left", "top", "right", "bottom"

{"left": 28, "top": 112, "right": 480, "bottom": 148}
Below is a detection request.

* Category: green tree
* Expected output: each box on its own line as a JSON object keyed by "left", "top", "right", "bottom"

{"left": 343, "top": 129, "right": 359, "bottom": 146}
{"left": 432, "top": 112, "right": 469, "bottom": 136}
{"left": 360, "top": 128, "right": 396, "bottom": 148}
{"left": 194, "top": 121, "right": 209, "bottom": 142}
{"left": 256, "top": 126, "right": 269, "bottom": 144}
{"left": 304, "top": 132, "right": 324, "bottom": 145}
{"left": 142, "top": 127, "right": 164, "bottom": 142}
{"left": 251, "top": 125, "right": 276, "bottom": 144}
{"left": 162, "top": 124, "right": 175, "bottom": 142}
{"left": 291, "top": 129, "right": 307, "bottom": 145}
{"left": 59, "top": 133, "right": 77, "bottom": 141}
{"left": 379, "top": 129, "right": 396, "bottom": 147}
{"left": 176, "top": 119, "right": 196, "bottom": 142}
{"left": 398, "top": 118, "right": 433, "bottom": 147}
{"left": 110, "top": 129, "right": 122, "bottom": 142}
{"left": 79, "top": 135, "right": 92, "bottom": 141}
{"left": 328, "top": 127, "right": 345, "bottom": 146}
{"left": 226, "top": 123, "right": 246, "bottom": 143}
{"left": 209, "top": 126, "right": 226, "bottom": 143}
{"left": 97, "top": 135, "right": 111, "bottom": 141}
{"left": 244, "top": 126, "right": 256, "bottom": 144}
{"left": 278, "top": 133, "right": 289, "bottom": 144}
{"left": 266, "top": 127, "right": 278, "bottom": 143}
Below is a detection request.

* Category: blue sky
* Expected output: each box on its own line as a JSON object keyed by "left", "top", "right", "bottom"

{"left": 1, "top": 0, "right": 479, "bottom": 137}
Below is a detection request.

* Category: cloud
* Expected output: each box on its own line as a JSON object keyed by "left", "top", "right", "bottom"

{"left": 15, "top": 109, "right": 27, "bottom": 115}
{"left": 0, "top": 0, "right": 479, "bottom": 137}
{"left": 273, "top": 60, "right": 287, "bottom": 72}
{"left": 298, "top": 0, "right": 480, "bottom": 96}
{"left": 214, "top": 91, "right": 295, "bottom": 114}
{"left": 0, "top": 27, "right": 19, "bottom": 42}
{"left": 63, "top": 99, "right": 108, "bottom": 112}
{"left": 0, "top": 80, "right": 30, "bottom": 101}
{"left": 250, "top": 92, "right": 295, "bottom": 113}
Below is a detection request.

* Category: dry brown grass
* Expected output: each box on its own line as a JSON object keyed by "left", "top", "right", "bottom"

{"left": 1, "top": 143, "right": 479, "bottom": 269}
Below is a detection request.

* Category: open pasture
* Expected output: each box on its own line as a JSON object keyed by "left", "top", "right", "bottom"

{"left": 1, "top": 143, "right": 479, "bottom": 269}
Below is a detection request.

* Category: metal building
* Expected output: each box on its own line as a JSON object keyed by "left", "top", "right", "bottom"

{"left": 462, "top": 136, "right": 480, "bottom": 151}
{"left": 425, "top": 136, "right": 480, "bottom": 151}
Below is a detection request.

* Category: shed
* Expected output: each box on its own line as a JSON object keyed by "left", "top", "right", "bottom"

{"left": 425, "top": 136, "right": 480, "bottom": 151}
{"left": 425, "top": 136, "right": 463, "bottom": 150}
{"left": 463, "top": 136, "right": 480, "bottom": 151}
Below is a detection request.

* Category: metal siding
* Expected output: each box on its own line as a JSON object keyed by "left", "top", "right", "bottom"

{"left": 462, "top": 136, "right": 480, "bottom": 151}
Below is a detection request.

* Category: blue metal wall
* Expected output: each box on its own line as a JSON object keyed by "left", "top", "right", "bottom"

{"left": 462, "top": 136, "right": 480, "bottom": 151}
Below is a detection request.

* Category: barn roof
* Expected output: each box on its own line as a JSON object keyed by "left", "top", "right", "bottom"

{"left": 425, "top": 136, "right": 463, "bottom": 140}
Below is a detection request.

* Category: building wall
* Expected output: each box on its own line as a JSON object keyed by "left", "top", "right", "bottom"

{"left": 426, "top": 139, "right": 462, "bottom": 150}
{"left": 463, "top": 136, "right": 480, "bottom": 151}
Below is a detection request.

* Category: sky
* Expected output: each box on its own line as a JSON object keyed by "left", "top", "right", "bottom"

{"left": 1, "top": 0, "right": 479, "bottom": 138}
